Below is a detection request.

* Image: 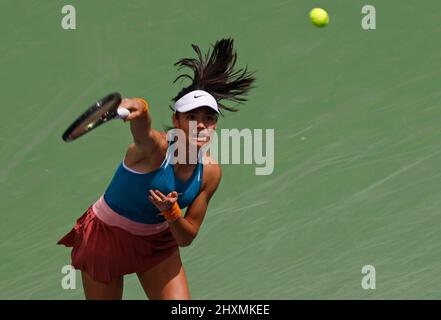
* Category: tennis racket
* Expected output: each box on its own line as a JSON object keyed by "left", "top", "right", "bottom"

{"left": 62, "top": 92, "right": 130, "bottom": 142}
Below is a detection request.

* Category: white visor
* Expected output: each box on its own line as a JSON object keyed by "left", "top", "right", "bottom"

{"left": 174, "top": 90, "right": 219, "bottom": 114}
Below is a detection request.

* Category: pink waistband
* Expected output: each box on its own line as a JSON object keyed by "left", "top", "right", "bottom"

{"left": 92, "top": 196, "right": 169, "bottom": 236}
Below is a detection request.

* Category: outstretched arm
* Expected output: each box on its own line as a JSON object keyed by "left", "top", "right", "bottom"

{"left": 120, "top": 98, "right": 167, "bottom": 165}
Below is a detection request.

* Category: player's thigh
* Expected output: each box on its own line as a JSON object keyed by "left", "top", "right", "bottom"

{"left": 81, "top": 271, "right": 124, "bottom": 300}
{"left": 137, "top": 249, "right": 190, "bottom": 300}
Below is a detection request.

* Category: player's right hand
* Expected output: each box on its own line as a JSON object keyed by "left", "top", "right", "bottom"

{"left": 119, "top": 98, "right": 149, "bottom": 122}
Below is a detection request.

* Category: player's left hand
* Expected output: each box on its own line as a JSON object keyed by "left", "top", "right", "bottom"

{"left": 148, "top": 189, "right": 178, "bottom": 211}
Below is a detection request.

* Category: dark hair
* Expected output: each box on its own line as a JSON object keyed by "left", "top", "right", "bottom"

{"left": 171, "top": 38, "right": 256, "bottom": 114}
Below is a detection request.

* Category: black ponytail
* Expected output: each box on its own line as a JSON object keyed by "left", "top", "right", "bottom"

{"left": 172, "top": 38, "right": 256, "bottom": 114}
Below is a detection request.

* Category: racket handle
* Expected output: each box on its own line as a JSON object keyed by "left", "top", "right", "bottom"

{"left": 117, "top": 108, "right": 130, "bottom": 120}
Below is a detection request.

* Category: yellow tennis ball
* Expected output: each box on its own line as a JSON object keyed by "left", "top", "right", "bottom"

{"left": 309, "top": 8, "right": 329, "bottom": 28}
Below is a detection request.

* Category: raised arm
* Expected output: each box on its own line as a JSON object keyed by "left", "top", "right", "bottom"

{"left": 120, "top": 98, "right": 167, "bottom": 165}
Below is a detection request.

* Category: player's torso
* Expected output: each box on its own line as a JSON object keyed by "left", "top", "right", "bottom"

{"left": 103, "top": 159, "right": 202, "bottom": 224}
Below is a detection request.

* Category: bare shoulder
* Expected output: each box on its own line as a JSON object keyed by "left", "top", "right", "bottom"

{"left": 202, "top": 155, "right": 222, "bottom": 193}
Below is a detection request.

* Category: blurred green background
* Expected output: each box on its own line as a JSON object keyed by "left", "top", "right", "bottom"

{"left": 1, "top": 0, "right": 440, "bottom": 299}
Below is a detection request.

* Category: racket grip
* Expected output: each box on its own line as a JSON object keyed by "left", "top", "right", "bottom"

{"left": 117, "top": 108, "right": 130, "bottom": 120}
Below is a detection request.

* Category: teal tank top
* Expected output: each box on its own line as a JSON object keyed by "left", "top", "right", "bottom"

{"left": 103, "top": 141, "right": 204, "bottom": 224}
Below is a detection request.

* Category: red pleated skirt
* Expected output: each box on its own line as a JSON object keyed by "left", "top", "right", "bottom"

{"left": 57, "top": 206, "right": 178, "bottom": 283}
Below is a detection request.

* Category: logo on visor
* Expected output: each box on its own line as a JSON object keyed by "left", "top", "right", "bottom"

{"left": 194, "top": 95, "right": 204, "bottom": 99}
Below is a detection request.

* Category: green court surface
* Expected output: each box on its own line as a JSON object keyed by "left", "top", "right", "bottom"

{"left": 1, "top": 0, "right": 441, "bottom": 299}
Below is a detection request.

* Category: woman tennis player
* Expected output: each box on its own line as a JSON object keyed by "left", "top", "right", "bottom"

{"left": 57, "top": 38, "right": 255, "bottom": 300}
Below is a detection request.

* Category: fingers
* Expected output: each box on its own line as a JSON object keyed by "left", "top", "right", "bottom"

{"left": 148, "top": 190, "right": 169, "bottom": 207}
{"left": 149, "top": 189, "right": 162, "bottom": 202}
{"left": 148, "top": 194, "right": 156, "bottom": 203}
{"left": 148, "top": 193, "right": 164, "bottom": 211}
{"left": 148, "top": 190, "right": 178, "bottom": 212}
{"left": 124, "top": 111, "right": 142, "bottom": 122}
{"left": 119, "top": 99, "right": 136, "bottom": 111}
{"left": 119, "top": 98, "right": 145, "bottom": 122}
{"left": 154, "top": 190, "right": 167, "bottom": 200}
{"left": 167, "top": 191, "right": 178, "bottom": 199}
